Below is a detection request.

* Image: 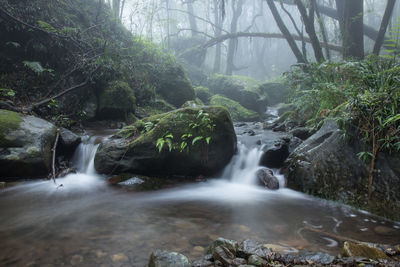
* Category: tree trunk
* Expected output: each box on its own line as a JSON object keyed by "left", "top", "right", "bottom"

{"left": 187, "top": 1, "right": 198, "bottom": 37}
{"left": 315, "top": 3, "right": 331, "bottom": 60}
{"left": 112, "top": 0, "right": 120, "bottom": 18}
{"left": 266, "top": 0, "right": 306, "bottom": 63}
{"left": 213, "top": 0, "right": 223, "bottom": 73}
{"left": 373, "top": 0, "right": 396, "bottom": 55}
{"left": 335, "top": 0, "right": 345, "bottom": 37}
{"left": 295, "top": 0, "right": 325, "bottom": 63}
{"left": 226, "top": 0, "right": 244, "bottom": 75}
{"left": 343, "top": 0, "right": 364, "bottom": 59}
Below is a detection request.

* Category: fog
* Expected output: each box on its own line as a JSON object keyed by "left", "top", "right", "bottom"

{"left": 108, "top": 0, "right": 400, "bottom": 80}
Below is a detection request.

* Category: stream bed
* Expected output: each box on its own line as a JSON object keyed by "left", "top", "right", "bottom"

{"left": 0, "top": 122, "right": 399, "bottom": 266}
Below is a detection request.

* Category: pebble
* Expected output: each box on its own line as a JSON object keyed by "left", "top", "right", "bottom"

{"left": 193, "top": 246, "right": 205, "bottom": 253}
{"left": 94, "top": 249, "right": 107, "bottom": 258}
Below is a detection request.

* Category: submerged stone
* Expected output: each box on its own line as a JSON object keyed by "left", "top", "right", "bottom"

{"left": 148, "top": 250, "right": 191, "bottom": 267}
{"left": 342, "top": 241, "right": 389, "bottom": 260}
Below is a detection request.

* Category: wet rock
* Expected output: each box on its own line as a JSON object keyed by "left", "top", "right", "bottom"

{"left": 246, "top": 130, "right": 256, "bottom": 136}
{"left": 232, "top": 258, "right": 247, "bottom": 266}
{"left": 207, "top": 237, "right": 239, "bottom": 255}
{"left": 238, "top": 239, "right": 273, "bottom": 260}
{"left": 342, "top": 241, "right": 389, "bottom": 260}
{"left": 212, "top": 246, "right": 235, "bottom": 266}
{"left": 259, "top": 139, "right": 289, "bottom": 168}
{"left": 59, "top": 127, "right": 81, "bottom": 153}
{"left": 256, "top": 168, "right": 279, "bottom": 190}
{"left": 285, "top": 119, "right": 400, "bottom": 220}
{"left": 247, "top": 255, "right": 267, "bottom": 266}
{"left": 111, "top": 253, "right": 129, "bottom": 263}
{"left": 289, "top": 127, "right": 312, "bottom": 140}
{"left": 95, "top": 107, "right": 237, "bottom": 177}
{"left": 298, "top": 251, "right": 335, "bottom": 265}
{"left": 0, "top": 110, "right": 57, "bottom": 178}
{"left": 192, "top": 259, "right": 213, "bottom": 267}
{"left": 148, "top": 250, "right": 191, "bottom": 267}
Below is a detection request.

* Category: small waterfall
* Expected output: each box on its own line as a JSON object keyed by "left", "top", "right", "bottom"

{"left": 222, "top": 142, "right": 264, "bottom": 185}
{"left": 56, "top": 136, "right": 103, "bottom": 190}
{"left": 71, "top": 136, "right": 100, "bottom": 175}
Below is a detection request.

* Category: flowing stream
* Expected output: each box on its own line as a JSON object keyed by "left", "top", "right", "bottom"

{"left": 0, "top": 121, "right": 399, "bottom": 266}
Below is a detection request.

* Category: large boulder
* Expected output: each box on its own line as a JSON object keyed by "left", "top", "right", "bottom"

{"left": 207, "top": 75, "right": 267, "bottom": 113}
{"left": 285, "top": 119, "right": 400, "bottom": 220}
{"left": 94, "top": 106, "right": 237, "bottom": 176}
{"left": 0, "top": 109, "right": 57, "bottom": 178}
{"left": 156, "top": 65, "right": 195, "bottom": 107}
{"left": 97, "top": 81, "right": 136, "bottom": 120}
{"left": 210, "top": 95, "right": 259, "bottom": 122}
{"left": 258, "top": 83, "right": 288, "bottom": 105}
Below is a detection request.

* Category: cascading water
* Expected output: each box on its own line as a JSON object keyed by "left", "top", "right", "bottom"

{"left": 55, "top": 136, "right": 103, "bottom": 191}
{"left": 222, "top": 142, "right": 264, "bottom": 184}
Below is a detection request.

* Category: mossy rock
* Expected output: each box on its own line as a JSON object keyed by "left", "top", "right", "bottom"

{"left": 258, "top": 83, "right": 288, "bottom": 105}
{"left": 97, "top": 81, "right": 136, "bottom": 120}
{"left": 156, "top": 66, "right": 195, "bottom": 107}
{"left": 0, "top": 109, "right": 23, "bottom": 148}
{"left": 194, "top": 86, "right": 212, "bottom": 104}
{"left": 136, "top": 99, "right": 175, "bottom": 117}
{"left": 207, "top": 75, "right": 267, "bottom": 113}
{"left": 94, "top": 106, "right": 237, "bottom": 176}
{"left": 210, "top": 95, "right": 259, "bottom": 122}
{"left": 342, "top": 241, "right": 389, "bottom": 260}
{"left": 181, "top": 98, "right": 204, "bottom": 108}
{"left": 0, "top": 110, "right": 56, "bottom": 178}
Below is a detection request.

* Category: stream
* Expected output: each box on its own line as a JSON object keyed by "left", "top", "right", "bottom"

{"left": 0, "top": 109, "right": 399, "bottom": 266}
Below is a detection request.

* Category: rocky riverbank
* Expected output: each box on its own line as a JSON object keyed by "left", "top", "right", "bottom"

{"left": 148, "top": 237, "right": 400, "bottom": 267}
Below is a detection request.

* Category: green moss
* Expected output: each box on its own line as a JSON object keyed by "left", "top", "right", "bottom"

{"left": 0, "top": 110, "right": 22, "bottom": 148}
{"left": 342, "top": 241, "right": 389, "bottom": 260}
{"left": 210, "top": 95, "right": 259, "bottom": 122}
{"left": 125, "top": 107, "right": 232, "bottom": 151}
{"left": 137, "top": 99, "right": 175, "bottom": 117}
{"left": 98, "top": 81, "right": 136, "bottom": 120}
{"left": 194, "top": 86, "right": 212, "bottom": 103}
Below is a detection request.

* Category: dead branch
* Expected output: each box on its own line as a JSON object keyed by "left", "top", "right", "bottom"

{"left": 188, "top": 32, "right": 342, "bottom": 56}
{"left": 51, "top": 128, "right": 60, "bottom": 184}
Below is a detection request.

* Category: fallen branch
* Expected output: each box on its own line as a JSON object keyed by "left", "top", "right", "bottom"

{"left": 51, "top": 128, "right": 60, "bottom": 184}
{"left": 200, "top": 32, "right": 342, "bottom": 52}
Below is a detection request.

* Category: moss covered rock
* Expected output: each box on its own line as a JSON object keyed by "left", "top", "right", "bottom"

{"left": 136, "top": 99, "right": 175, "bottom": 117}
{"left": 342, "top": 241, "right": 389, "bottom": 260}
{"left": 207, "top": 75, "right": 267, "bottom": 113}
{"left": 94, "top": 106, "right": 237, "bottom": 176}
{"left": 0, "top": 109, "right": 56, "bottom": 178}
{"left": 210, "top": 95, "right": 259, "bottom": 122}
{"left": 194, "top": 86, "right": 212, "bottom": 104}
{"left": 258, "top": 83, "right": 288, "bottom": 105}
{"left": 156, "top": 66, "right": 195, "bottom": 107}
{"left": 97, "top": 81, "right": 136, "bottom": 120}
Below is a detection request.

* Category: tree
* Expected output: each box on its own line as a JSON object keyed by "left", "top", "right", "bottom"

{"left": 343, "top": 0, "right": 364, "bottom": 59}
{"left": 226, "top": 0, "right": 244, "bottom": 75}
{"left": 266, "top": 0, "right": 306, "bottom": 63}
{"left": 295, "top": 0, "right": 324, "bottom": 63}
{"left": 373, "top": 0, "right": 396, "bottom": 55}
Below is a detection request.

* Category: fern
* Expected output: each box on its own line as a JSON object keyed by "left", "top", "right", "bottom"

{"left": 23, "top": 61, "right": 44, "bottom": 74}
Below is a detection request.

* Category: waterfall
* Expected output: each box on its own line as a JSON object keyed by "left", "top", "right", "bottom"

{"left": 221, "top": 142, "right": 264, "bottom": 185}
{"left": 71, "top": 136, "right": 100, "bottom": 175}
{"left": 56, "top": 136, "right": 103, "bottom": 190}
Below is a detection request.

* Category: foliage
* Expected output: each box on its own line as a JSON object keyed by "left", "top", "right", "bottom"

{"left": 285, "top": 55, "right": 400, "bottom": 198}
{"left": 155, "top": 109, "right": 215, "bottom": 153}
{"left": 22, "top": 61, "right": 53, "bottom": 75}
{"left": 382, "top": 17, "right": 400, "bottom": 61}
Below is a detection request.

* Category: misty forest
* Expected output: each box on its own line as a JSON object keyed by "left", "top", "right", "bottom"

{"left": 1, "top": 0, "right": 400, "bottom": 266}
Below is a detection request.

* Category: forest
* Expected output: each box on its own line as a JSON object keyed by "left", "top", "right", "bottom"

{"left": 0, "top": 0, "right": 400, "bottom": 266}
